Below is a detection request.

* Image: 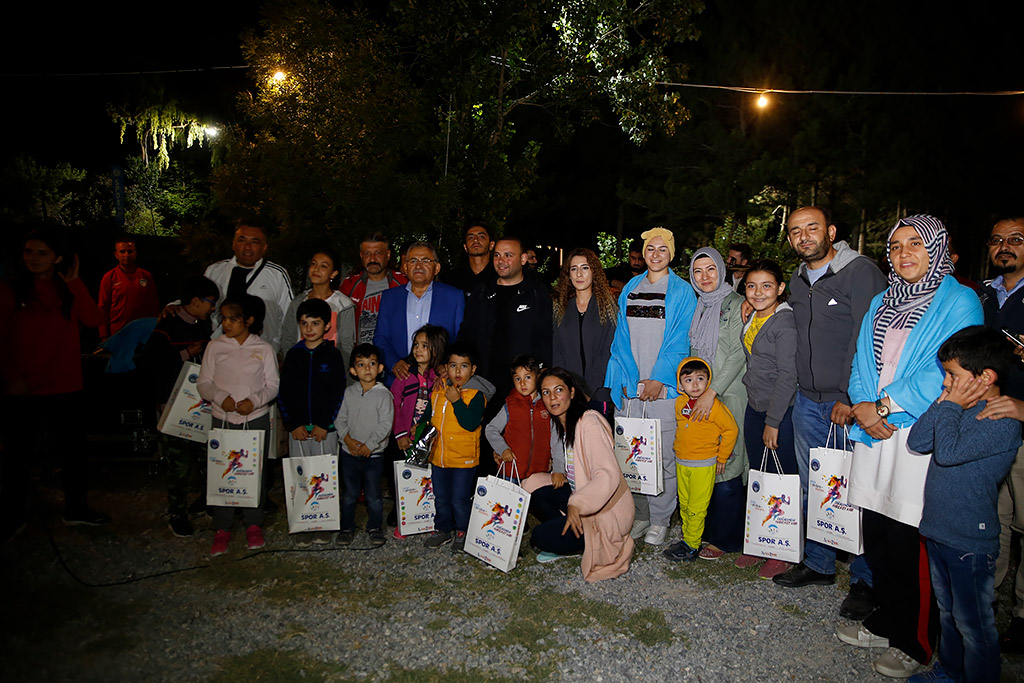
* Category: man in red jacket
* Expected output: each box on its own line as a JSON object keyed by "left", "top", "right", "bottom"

{"left": 339, "top": 232, "right": 407, "bottom": 345}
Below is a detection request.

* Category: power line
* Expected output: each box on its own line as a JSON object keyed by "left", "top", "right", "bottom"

{"left": 0, "top": 66, "right": 249, "bottom": 77}
{"left": 654, "top": 81, "right": 1024, "bottom": 97}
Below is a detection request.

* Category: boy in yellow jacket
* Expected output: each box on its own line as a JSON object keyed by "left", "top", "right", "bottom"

{"left": 663, "top": 357, "right": 738, "bottom": 562}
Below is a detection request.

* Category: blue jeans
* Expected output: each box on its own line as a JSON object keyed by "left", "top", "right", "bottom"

{"left": 341, "top": 453, "right": 383, "bottom": 532}
{"left": 926, "top": 539, "right": 1000, "bottom": 683}
{"left": 793, "top": 392, "right": 872, "bottom": 583}
{"left": 431, "top": 465, "right": 476, "bottom": 534}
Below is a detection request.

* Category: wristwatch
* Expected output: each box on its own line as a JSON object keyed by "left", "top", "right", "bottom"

{"left": 875, "top": 398, "right": 890, "bottom": 418}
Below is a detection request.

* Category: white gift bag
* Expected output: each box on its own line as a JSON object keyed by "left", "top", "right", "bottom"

{"left": 157, "top": 362, "right": 212, "bottom": 442}
{"left": 807, "top": 425, "right": 863, "bottom": 554}
{"left": 283, "top": 441, "right": 340, "bottom": 533}
{"left": 206, "top": 421, "right": 263, "bottom": 508}
{"left": 743, "top": 448, "right": 803, "bottom": 563}
{"left": 463, "top": 463, "right": 531, "bottom": 572}
{"left": 394, "top": 461, "right": 436, "bottom": 536}
{"left": 613, "top": 401, "right": 663, "bottom": 495}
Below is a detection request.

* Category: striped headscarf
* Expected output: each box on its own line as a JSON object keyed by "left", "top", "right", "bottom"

{"left": 870, "top": 214, "right": 954, "bottom": 372}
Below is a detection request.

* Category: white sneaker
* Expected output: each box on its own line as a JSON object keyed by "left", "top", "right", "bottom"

{"left": 644, "top": 524, "right": 668, "bottom": 545}
{"left": 629, "top": 519, "right": 651, "bottom": 540}
{"left": 836, "top": 623, "right": 889, "bottom": 649}
{"left": 873, "top": 647, "right": 925, "bottom": 678}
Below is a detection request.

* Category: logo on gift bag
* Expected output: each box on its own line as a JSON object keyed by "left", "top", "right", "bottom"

{"left": 417, "top": 477, "right": 433, "bottom": 504}
{"left": 820, "top": 475, "right": 847, "bottom": 508}
{"left": 752, "top": 481, "right": 760, "bottom": 493}
{"left": 221, "top": 449, "right": 247, "bottom": 478}
{"left": 810, "top": 458, "right": 820, "bottom": 472}
{"left": 481, "top": 502, "right": 511, "bottom": 530}
{"left": 616, "top": 425, "right": 624, "bottom": 435}
{"left": 477, "top": 485, "right": 487, "bottom": 497}
{"left": 626, "top": 436, "right": 647, "bottom": 467}
{"left": 761, "top": 494, "right": 791, "bottom": 526}
{"left": 210, "top": 439, "right": 220, "bottom": 450}
{"left": 304, "top": 473, "right": 329, "bottom": 504}
{"left": 402, "top": 469, "right": 412, "bottom": 480}
{"left": 188, "top": 373, "right": 199, "bottom": 383}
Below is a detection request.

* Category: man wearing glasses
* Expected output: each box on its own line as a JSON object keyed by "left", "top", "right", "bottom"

{"left": 374, "top": 241, "right": 464, "bottom": 382}
{"left": 981, "top": 217, "right": 1024, "bottom": 653}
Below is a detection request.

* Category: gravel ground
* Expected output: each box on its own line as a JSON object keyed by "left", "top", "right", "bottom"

{"left": 3, "top": 461, "right": 1023, "bottom": 682}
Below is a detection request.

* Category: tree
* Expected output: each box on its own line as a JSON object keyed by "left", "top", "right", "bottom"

{"left": 110, "top": 102, "right": 209, "bottom": 173}
{"left": 0, "top": 155, "right": 111, "bottom": 228}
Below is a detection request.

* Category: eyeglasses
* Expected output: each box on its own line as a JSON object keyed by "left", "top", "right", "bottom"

{"left": 987, "top": 235, "right": 1024, "bottom": 247}
{"left": 201, "top": 297, "right": 217, "bottom": 305}
{"left": 406, "top": 258, "right": 436, "bottom": 265}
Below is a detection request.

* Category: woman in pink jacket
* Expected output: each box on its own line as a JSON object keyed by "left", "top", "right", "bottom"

{"left": 523, "top": 367, "right": 634, "bottom": 581}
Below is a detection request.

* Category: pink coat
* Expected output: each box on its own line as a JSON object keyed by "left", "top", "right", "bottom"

{"left": 523, "top": 410, "right": 634, "bottom": 581}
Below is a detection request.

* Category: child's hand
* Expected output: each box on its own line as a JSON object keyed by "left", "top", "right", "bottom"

{"left": 235, "top": 398, "right": 255, "bottom": 415}
{"left": 445, "top": 383, "right": 461, "bottom": 404}
{"left": 221, "top": 396, "right": 237, "bottom": 412}
{"left": 186, "top": 341, "right": 204, "bottom": 357}
{"left": 551, "top": 473, "right": 568, "bottom": 489}
{"left": 501, "top": 449, "right": 515, "bottom": 463}
{"left": 941, "top": 373, "right": 988, "bottom": 409}
{"left": 291, "top": 426, "right": 309, "bottom": 441}
{"left": 716, "top": 460, "right": 726, "bottom": 475}
{"left": 357, "top": 443, "right": 372, "bottom": 457}
{"left": 977, "top": 395, "right": 1024, "bottom": 422}
{"left": 762, "top": 425, "right": 780, "bottom": 450}
{"left": 397, "top": 436, "right": 412, "bottom": 450}
{"left": 311, "top": 426, "right": 328, "bottom": 442}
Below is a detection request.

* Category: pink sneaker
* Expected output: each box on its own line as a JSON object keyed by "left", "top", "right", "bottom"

{"left": 210, "top": 530, "right": 231, "bottom": 556}
{"left": 758, "top": 559, "right": 791, "bottom": 579}
{"left": 734, "top": 554, "right": 762, "bottom": 569}
{"left": 245, "top": 525, "right": 265, "bottom": 550}
{"left": 393, "top": 526, "right": 406, "bottom": 540}
{"left": 698, "top": 544, "right": 725, "bottom": 561}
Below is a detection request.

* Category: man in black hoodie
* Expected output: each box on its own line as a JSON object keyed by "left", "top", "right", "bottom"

{"left": 771, "top": 207, "right": 886, "bottom": 624}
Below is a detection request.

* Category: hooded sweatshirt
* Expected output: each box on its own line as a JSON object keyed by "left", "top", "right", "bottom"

{"left": 429, "top": 374, "right": 496, "bottom": 468}
{"left": 673, "top": 357, "right": 739, "bottom": 467}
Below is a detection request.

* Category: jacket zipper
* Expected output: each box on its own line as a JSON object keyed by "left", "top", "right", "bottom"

{"left": 307, "top": 348, "right": 314, "bottom": 429}
{"left": 526, "top": 401, "right": 535, "bottom": 477}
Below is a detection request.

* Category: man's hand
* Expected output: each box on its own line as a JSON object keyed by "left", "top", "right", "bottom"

{"left": 939, "top": 373, "right": 988, "bottom": 409}
{"left": 235, "top": 398, "right": 254, "bottom": 415}
{"left": 977, "top": 395, "right": 1024, "bottom": 422}
{"left": 763, "top": 425, "right": 780, "bottom": 450}
{"left": 159, "top": 304, "right": 183, "bottom": 321}
{"left": 562, "top": 504, "right": 583, "bottom": 538}
{"left": 740, "top": 299, "right": 754, "bottom": 323}
{"left": 692, "top": 390, "right": 716, "bottom": 422}
{"left": 551, "top": 473, "right": 568, "bottom": 489}
{"left": 392, "top": 359, "right": 411, "bottom": 381}
{"left": 186, "top": 341, "right": 204, "bottom": 358}
{"left": 638, "top": 379, "right": 663, "bottom": 402}
{"left": 221, "top": 396, "right": 237, "bottom": 413}
{"left": 291, "top": 426, "right": 309, "bottom": 441}
{"left": 310, "top": 425, "right": 328, "bottom": 442}
{"left": 830, "top": 401, "right": 853, "bottom": 426}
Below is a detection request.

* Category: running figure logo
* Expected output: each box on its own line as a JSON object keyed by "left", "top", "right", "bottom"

{"left": 221, "top": 449, "right": 247, "bottom": 478}
{"left": 416, "top": 477, "right": 433, "bottom": 505}
{"left": 762, "top": 494, "right": 791, "bottom": 525}
{"left": 820, "top": 475, "right": 847, "bottom": 508}
{"left": 305, "top": 473, "right": 328, "bottom": 504}
{"left": 481, "top": 502, "right": 512, "bottom": 529}
{"left": 626, "top": 436, "right": 647, "bottom": 466}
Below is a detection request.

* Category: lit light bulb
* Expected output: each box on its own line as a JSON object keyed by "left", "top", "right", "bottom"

{"left": 757, "top": 93, "right": 769, "bottom": 108}
{"left": 272, "top": 70, "right": 287, "bottom": 82}
{"left": 204, "top": 126, "right": 219, "bottom": 138}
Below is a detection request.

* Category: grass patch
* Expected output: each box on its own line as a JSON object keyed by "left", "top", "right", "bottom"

{"left": 384, "top": 667, "right": 519, "bottom": 683}
{"left": 662, "top": 555, "right": 760, "bottom": 588}
{"left": 621, "top": 607, "right": 674, "bottom": 646}
{"left": 777, "top": 603, "right": 806, "bottom": 617}
{"left": 426, "top": 617, "right": 449, "bottom": 631}
{"left": 210, "top": 648, "right": 347, "bottom": 682}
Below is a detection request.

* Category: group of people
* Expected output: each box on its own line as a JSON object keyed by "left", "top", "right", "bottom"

{"left": 4, "top": 209, "right": 1024, "bottom": 681}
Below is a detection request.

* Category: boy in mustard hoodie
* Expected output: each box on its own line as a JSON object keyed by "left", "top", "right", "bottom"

{"left": 663, "top": 357, "right": 738, "bottom": 562}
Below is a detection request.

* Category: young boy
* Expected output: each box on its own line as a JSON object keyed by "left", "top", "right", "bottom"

{"left": 278, "top": 298, "right": 348, "bottom": 546}
{"left": 425, "top": 342, "right": 495, "bottom": 552}
{"left": 336, "top": 343, "right": 394, "bottom": 547}
{"left": 907, "top": 325, "right": 1022, "bottom": 683}
{"left": 139, "top": 275, "right": 219, "bottom": 537}
{"left": 484, "top": 355, "right": 552, "bottom": 483}
{"left": 663, "top": 357, "right": 738, "bottom": 562}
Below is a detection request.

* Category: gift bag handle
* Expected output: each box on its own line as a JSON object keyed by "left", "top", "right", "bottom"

{"left": 623, "top": 398, "right": 649, "bottom": 419}
{"left": 825, "top": 422, "right": 852, "bottom": 451}
{"left": 760, "top": 446, "right": 786, "bottom": 478}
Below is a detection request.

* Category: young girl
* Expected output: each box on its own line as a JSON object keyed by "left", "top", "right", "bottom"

{"left": 737, "top": 259, "right": 799, "bottom": 578}
{"left": 282, "top": 249, "right": 356, "bottom": 362}
{"left": 485, "top": 355, "right": 552, "bottom": 484}
{"left": 390, "top": 324, "right": 448, "bottom": 538}
{"left": 198, "top": 294, "right": 280, "bottom": 556}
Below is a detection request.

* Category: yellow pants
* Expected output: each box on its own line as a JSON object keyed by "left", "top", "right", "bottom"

{"left": 675, "top": 463, "right": 717, "bottom": 548}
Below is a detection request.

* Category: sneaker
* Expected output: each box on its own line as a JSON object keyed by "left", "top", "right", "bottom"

{"left": 393, "top": 526, "right": 406, "bottom": 540}
{"left": 663, "top": 540, "right": 700, "bottom": 562}
{"left": 644, "top": 524, "right": 668, "bottom": 546}
{"left": 1000, "top": 616, "right": 1024, "bottom": 655}
{"left": 424, "top": 530, "right": 452, "bottom": 548}
{"left": 840, "top": 580, "right": 878, "bottom": 621}
{"left": 245, "top": 525, "right": 265, "bottom": 550}
{"left": 537, "top": 551, "right": 571, "bottom": 564}
{"left": 168, "top": 516, "right": 194, "bottom": 538}
{"left": 734, "top": 554, "right": 763, "bottom": 569}
{"left": 293, "top": 534, "right": 313, "bottom": 548}
{"left": 836, "top": 623, "right": 889, "bottom": 649}
{"left": 337, "top": 530, "right": 355, "bottom": 546}
{"left": 62, "top": 508, "right": 111, "bottom": 527}
{"left": 873, "top": 647, "right": 925, "bottom": 678}
{"left": 210, "top": 530, "right": 231, "bottom": 556}
{"left": 312, "top": 531, "right": 333, "bottom": 545}
{"left": 629, "top": 519, "right": 651, "bottom": 540}
{"left": 757, "top": 559, "right": 791, "bottom": 579}
{"left": 907, "top": 663, "right": 953, "bottom": 682}
{"left": 187, "top": 496, "right": 208, "bottom": 516}
{"left": 772, "top": 562, "right": 836, "bottom": 587}
{"left": 698, "top": 544, "right": 724, "bottom": 561}
{"left": 451, "top": 531, "right": 467, "bottom": 553}
{"left": 369, "top": 528, "right": 387, "bottom": 548}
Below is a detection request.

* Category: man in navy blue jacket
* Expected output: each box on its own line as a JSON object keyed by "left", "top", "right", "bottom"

{"left": 374, "top": 241, "right": 464, "bottom": 384}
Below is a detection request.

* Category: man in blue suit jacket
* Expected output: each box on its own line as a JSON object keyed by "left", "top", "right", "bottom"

{"left": 374, "top": 241, "right": 464, "bottom": 383}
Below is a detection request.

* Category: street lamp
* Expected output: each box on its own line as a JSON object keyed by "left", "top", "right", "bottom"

{"left": 757, "top": 92, "right": 769, "bottom": 108}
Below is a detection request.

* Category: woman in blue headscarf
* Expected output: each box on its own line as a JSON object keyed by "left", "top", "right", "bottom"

{"left": 837, "top": 215, "right": 982, "bottom": 678}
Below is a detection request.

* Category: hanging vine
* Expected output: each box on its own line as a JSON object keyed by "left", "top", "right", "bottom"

{"left": 109, "top": 103, "right": 207, "bottom": 173}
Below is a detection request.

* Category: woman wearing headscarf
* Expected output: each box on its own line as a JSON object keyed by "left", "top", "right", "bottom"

{"left": 686, "top": 247, "right": 747, "bottom": 558}
{"left": 836, "top": 215, "right": 983, "bottom": 678}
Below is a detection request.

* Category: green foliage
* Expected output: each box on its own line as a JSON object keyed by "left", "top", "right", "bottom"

{"left": 596, "top": 230, "right": 630, "bottom": 268}
{"left": 110, "top": 102, "right": 209, "bottom": 173}
{"left": 0, "top": 155, "right": 112, "bottom": 227}
{"left": 123, "top": 158, "right": 214, "bottom": 237}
